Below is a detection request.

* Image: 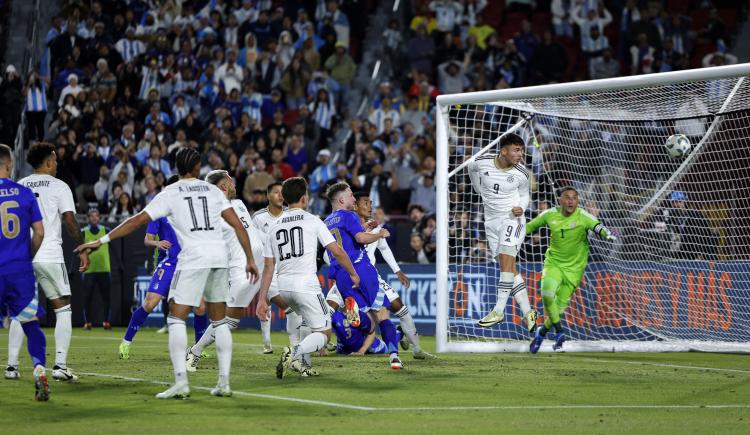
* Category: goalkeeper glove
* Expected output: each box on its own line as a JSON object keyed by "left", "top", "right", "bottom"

{"left": 603, "top": 228, "right": 620, "bottom": 242}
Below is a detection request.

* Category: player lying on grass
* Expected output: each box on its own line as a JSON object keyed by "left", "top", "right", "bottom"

{"left": 255, "top": 177, "right": 360, "bottom": 379}
{"left": 76, "top": 148, "right": 259, "bottom": 398}
{"left": 186, "top": 170, "right": 269, "bottom": 371}
{"left": 469, "top": 133, "right": 538, "bottom": 333}
{"left": 119, "top": 175, "right": 209, "bottom": 360}
{"left": 0, "top": 143, "right": 50, "bottom": 401}
{"left": 527, "top": 187, "right": 617, "bottom": 353}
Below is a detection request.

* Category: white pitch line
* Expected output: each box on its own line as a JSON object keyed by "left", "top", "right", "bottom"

{"left": 78, "top": 371, "right": 749, "bottom": 413}
{"left": 79, "top": 372, "right": 375, "bottom": 411}
{"left": 578, "top": 357, "right": 750, "bottom": 375}
{"left": 71, "top": 335, "right": 265, "bottom": 348}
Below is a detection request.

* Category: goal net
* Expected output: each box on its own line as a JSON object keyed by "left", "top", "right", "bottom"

{"left": 435, "top": 64, "right": 750, "bottom": 353}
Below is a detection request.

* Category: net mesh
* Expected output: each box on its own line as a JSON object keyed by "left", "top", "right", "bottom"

{"left": 443, "top": 76, "right": 750, "bottom": 348}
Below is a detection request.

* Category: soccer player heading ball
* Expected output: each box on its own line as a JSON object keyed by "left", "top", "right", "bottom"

{"left": 468, "top": 133, "right": 538, "bottom": 333}
{"left": 527, "top": 186, "right": 617, "bottom": 353}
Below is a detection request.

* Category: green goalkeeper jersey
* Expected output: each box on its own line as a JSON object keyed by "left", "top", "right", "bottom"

{"left": 526, "top": 207, "right": 610, "bottom": 274}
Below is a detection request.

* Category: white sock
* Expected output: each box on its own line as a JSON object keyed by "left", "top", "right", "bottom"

{"left": 394, "top": 305, "right": 421, "bottom": 352}
{"left": 261, "top": 312, "right": 271, "bottom": 346}
{"left": 54, "top": 305, "right": 73, "bottom": 367}
{"left": 7, "top": 319, "right": 24, "bottom": 367}
{"left": 492, "top": 272, "right": 514, "bottom": 313}
{"left": 292, "top": 331, "right": 327, "bottom": 360}
{"left": 286, "top": 311, "right": 302, "bottom": 347}
{"left": 214, "top": 321, "right": 232, "bottom": 387}
{"left": 167, "top": 316, "right": 188, "bottom": 385}
{"left": 190, "top": 324, "right": 215, "bottom": 356}
{"left": 512, "top": 274, "right": 532, "bottom": 315}
{"left": 299, "top": 320, "right": 312, "bottom": 343}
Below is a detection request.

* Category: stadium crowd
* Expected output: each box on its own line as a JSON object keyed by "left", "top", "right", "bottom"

{"left": 0, "top": 0, "right": 744, "bottom": 264}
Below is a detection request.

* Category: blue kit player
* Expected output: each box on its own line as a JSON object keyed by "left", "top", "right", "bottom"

{"left": 324, "top": 182, "right": 402, "bottom": 369}
{"left": 0, "top": 143, "right": 50, "bottom": 401}
{"left": 331, "top": 310, "right": 404, "bottom": 355}
{"left": 118, "top": 175, "right": 208, "bottom": 359}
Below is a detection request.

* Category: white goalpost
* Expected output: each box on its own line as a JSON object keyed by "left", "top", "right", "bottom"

{"left": 436, "top": 64, "right": 750, "bottom": 353}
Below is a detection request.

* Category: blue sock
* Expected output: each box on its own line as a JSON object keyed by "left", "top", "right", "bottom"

{"left": 378, "top": 318, "right": 399, "bottom": 354}
{"left": 21, "top": 321, "right": 46, "bottom": 368}
{"left": 194, "top": 313, "right": 209, "bottom": 343}
{"left": 124, "top": 307, "right": 150, "bottom": 342}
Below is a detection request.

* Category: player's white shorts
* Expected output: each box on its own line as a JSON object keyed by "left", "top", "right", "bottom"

{"left": 169, "top": 268, "right": 229, "bottom": 307}
{"left": 485, "top": 217, "right": 525, "bottom": 258}
{"left": 33, "top": 263, "right": 71, "bottom": 300}
{"left": 278, "top": 274, "right": 330, "bottom": 331}
{"left": 226, "top": 266, "right": 260, "bottom": 308}
{"left": 268, "top": 276, "right": 280, "bottom": 300}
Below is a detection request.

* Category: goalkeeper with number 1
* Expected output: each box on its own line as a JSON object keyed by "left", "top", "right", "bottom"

{"left": 469, "top": 133, "right": 538, "bottom": 333}
{"left": 527, "top": 186, "right": 617, "bottom": 353}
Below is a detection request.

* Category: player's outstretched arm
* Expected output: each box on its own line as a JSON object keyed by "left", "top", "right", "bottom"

{"left": 256, "top": 256, "right": 276, "bottom": 320}
{"left": 355, "top": 228, "right": 389, "bottom": 245}
{"left": 351, "top": 330, "right": 377, "bottom": 356}
{"left": 74, "top": 211, "right": 151, "bottom": 253}
{"left": 326, "top": 242, "right": 360, "bottom": 288}
{"left": 144, "top": 233, "right": 172, "bottom": 251}
{"left": 62, "top": 211, "right": 89, "bottom": 272}
{"left": 525, "top": 211, "right": 548, "bottom": 236}
{"left": 222, "top": 207, "right": 259, "bottom": 283}
{"left": 30, "top": 220, "right": 45, "bottom": 258}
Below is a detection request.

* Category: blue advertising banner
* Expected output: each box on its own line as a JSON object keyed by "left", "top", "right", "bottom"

{"left": 133, "top": 262, "right": 750, "bottom": 339}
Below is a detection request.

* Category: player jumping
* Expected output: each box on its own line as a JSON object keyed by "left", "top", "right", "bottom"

{"left": 527, "top": 187, "right": 616, "bottom": 353}
{"left": 469, "top": 133, "right": 538, "bottom": 333}
{"left": 0, "top": 143, "right": 51, "bottom": 400}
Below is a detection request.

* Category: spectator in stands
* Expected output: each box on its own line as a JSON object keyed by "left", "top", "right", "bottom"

{"left": 92, "top": 58, "right": 117, "bottom": 104}
{"left": 144, "top": 143, "right": 171, "bottom": 177}
{"left": 286, "top": 134, "right": 309, "bottom": 176}
{"left": 267, "top": 147, "right": 294, "bottom": 181}
{"left": 309, "top": 88, "right": 336, "bottom": 149}
{"left": 24, "top": 71, "right": 48, "bottom": 143}
{"left": 698, "top": 8, "right": 726, "bottom": 44}
{"left": 582, "top": 25, "right": 610, "bottom": 65}
{"left": 309, "top": 148, "right": 337, "bottom": 214}
{"left": 323, "top": 0, "right": 350, "bottom": 47}
{"left": 551, "top": 0, "right": 574, "bottom": 38}
{"left": 369, "top": 98, "right": 401, "bottom": 135}
{"left": 51, "top": 20, "right": 85, "bottom": 73}
{"left": 410, "top": 170, "right": 437, "bottom": 216}
{"left": 73, "top": 142, "right": 104, "bottom": 211}
{"left": 514, "top": 20, "right": 539, "bottom": 65}
{"left": 410, "top": 233, "right": 433, "bottom": 264}
{"left": 661, "top": 191, "right": 718, "bottom": 261}
{"left": 280, "top": 52, "right": 312, "bottom": 109}
{"left": 630, "top": 33, "right": 656, "bottom": 75}
{"left": 437, "top": 60, "right": 469, "bottom": 95}
{"left": 242, "top": 157, "right": 275, "bottom": 202}
{"left": 571, "top": 1, "right": 613, "bottom": 52}
{"left": 589, "top": 47, "right": 620, "bottom": 79}
{"left": 530, "top": 31, "right": 567, "bottom": 84}
{"left": 0, "top": 65, "right": 22, "bottom": 145}
{"left": 93, "top": 165, "right": 110, "bottom": 204}
{"left": 325, "top": 42, "right": 355, "bottom": 107}
{"left": 383, "top": 18, "right": 403, "bottom": 65}
{"left": 115, "top": 27, "right": 145, "bottom": 64}
{"left": 430, "top": 0, "right": 462, "bottom": 38}
{"left": 81, "top": 208, "right": 112, "bottom": 330}
{"left": 408, "top": 24, "right": 436, "bottom": 75}
{"left": 107, "top": 191, "right": 135, "bottom": 223}
{"left": 410, "top": 3, "right": 437, "bottom": 35}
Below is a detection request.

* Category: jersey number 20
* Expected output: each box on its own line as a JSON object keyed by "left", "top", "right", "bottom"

{"left": 276, "top": 226, "right": 304, "bottom": 261}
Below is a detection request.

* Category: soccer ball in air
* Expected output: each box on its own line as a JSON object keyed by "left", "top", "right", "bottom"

{"left": 665, "top": 134, "right": 692, "bottom": 159}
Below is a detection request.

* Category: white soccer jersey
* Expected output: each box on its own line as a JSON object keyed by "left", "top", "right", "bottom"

{"left": 262, "top": 208, "right": 336, "bottom": 293}
{"left": 19, "top": 174, "right": 76, "bottom": 263}
{"left": 144, "top": 178, "right": 232, "bottom": 270}
{"left": 223, "top": 199, "right": 264, "bottom": 269}
{"left": 467, "top": 156, "right": 530, "bottom": 220}
{"left": 252, "top": 206, "right": 286, "bottom": 238}
{"left": 365, "top": 224, "right": 400, "bottom": 273}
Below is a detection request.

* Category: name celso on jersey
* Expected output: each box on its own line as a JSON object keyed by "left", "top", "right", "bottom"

{"left": 19, "top": 173, "right": 76, "bottom": 263}
{"left": 468, "top": 156, "right": 530, "bottom": 220}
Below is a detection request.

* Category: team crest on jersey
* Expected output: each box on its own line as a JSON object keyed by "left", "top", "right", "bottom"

{"left": 570, "top": 222, "right": 577, "bottom": 228}
{"left": 507, "top": 175, "right": 514, "bottom": 183}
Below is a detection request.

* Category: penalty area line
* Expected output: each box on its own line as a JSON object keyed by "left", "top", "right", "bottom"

{"left": 577, "top": 357, "right": 750, "bottom": 375}
{"left": 78, "top": 372, "right": 376, "bottom": 411}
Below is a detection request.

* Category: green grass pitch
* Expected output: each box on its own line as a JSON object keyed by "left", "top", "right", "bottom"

{"left": 1, "top": 328, "right": 748, "bottom": 433}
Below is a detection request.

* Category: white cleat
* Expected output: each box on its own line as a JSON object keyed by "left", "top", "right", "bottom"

{"left": 263, "top": 343, "right": 273, "bottom": 354}
{"left": 155, "top": 382, "right": 190, "bottom": 399}
{"left": 413, "top": 350, "right": 437, "bottom": 360}
{"left": 210, "top": 384, "right": 232, "bottom": 397}
{"left": 186, "top": 348, "right": 201, "bottom": 373}
{"left": 524, "top": 310, "right": 539, "bottom": 334}
{"left": 276, "top": 346, "right": 293, "bottom": 379}
{"left": 52, "top": 365, "right": 78, "bottom": 382}
{"left": 4, "top": 365, "right": 20, "bottom": 379}
{"left": 390, "top": 355, "right": 403, "bottom": 370}
{"left": 477, "top": 310, "right": 504, "bottom": 328}
{"left": 156, "top": 325, "right": 168, "bottom": 334}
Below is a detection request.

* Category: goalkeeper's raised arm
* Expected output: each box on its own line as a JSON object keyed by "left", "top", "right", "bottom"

{"left": 526, "top": 186, "right": 617, "bottom": 354}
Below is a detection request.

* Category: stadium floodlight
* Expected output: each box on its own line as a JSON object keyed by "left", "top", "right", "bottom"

{"left": 436, "top": 64, "right": 750, "bottom": 353}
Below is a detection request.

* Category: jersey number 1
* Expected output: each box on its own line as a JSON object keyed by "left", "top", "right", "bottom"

{"left": 184, "top": 196, "right": 214, "bottom": 232}
{"left": 276, "top": 226, "right": 304, "bottom": 261}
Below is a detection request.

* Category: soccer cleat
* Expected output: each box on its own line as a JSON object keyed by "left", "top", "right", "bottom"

{"left": 477, "top": 310, "right": 504, "bottom": 328}
{"left": 553, "top": 333, "right": 566, "bottom": 351}
{"left": 263, "top": 343, "right": 273, "bottom": 354}
{"left": 413, "top": 350, "right": 437, "bottom": 360}
{"left": 524, "top": 310, "right": 539, "bottom": 334}
{"left": 102, "top": 321, "right": 112, "bottom": 330}
{"left": 156, "top": 325, "right": 168, "bottom": 334}
{"left": 396, "top": 325, "right": 410, "bottom": 351}
{"left": 34, "top": 366, "right": 50, "bottom": 401}
{"left": 186, "top": 348, "right": 201, "bottom": 372}
{"left": 5, "top": 365, "right": 20, "bottom": 379}
{"left": 83, "top": 322, "right": 92, "bottom": 330}
{"left": 325, "top": 341, "right": 337, "bottom": 352}
{"left": 276, "top": 346, "right": 293, "bottom": 379}
{"left": 299, "top": 365, "right": 320, "bottom": 377}
{"left": 52, "top": 365, "right": 78, "bottom": 382}
{"left": 390, "top": 355, "right": 403, "bottom": 370}
{"left": 155, "top": 382, "right": 190, "bottom": 399}
{"left": 119, "top": 342, "right": 131, "bottom": 360}
{"left": 529, "top": 328, "right": 545, "bottom": 354}
{"left": 210, "top": 384, "right": 232, "bottom": 397}
{"left": 344, "top": 297, "right": 361, "bottom": 328}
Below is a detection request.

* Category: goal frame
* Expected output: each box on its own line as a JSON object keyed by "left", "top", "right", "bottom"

{"left": 435, "top": 64, "right": 750, "bottom": 353}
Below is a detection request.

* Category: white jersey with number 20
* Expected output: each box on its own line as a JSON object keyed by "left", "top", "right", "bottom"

{"left": 144, "top": 178, "right": 232, "bottom": 270}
